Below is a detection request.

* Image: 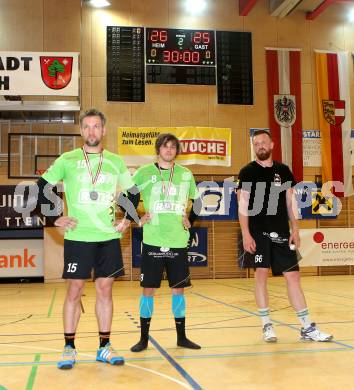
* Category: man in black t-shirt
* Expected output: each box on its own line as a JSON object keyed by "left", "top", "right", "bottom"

{"left": 237, "top": 129, "right": 332, "bottom": 343}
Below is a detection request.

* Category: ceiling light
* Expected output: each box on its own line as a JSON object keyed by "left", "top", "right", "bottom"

{"left": 185, "top": 0, "right": 207, "bottom": 15}
{"left": 349, "top": 9, "right": 354, "bottom": 23}
{"left": 84, "top": 0, "right": 111, "bottom": 8}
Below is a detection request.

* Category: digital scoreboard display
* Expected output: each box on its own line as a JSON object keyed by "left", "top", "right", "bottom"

{"left": 216, "top": 31, "right": 253, "bottom": 105}
{"left": 107, "top": 26, "right": 253, "bottom": 100}
{"left": 107, "top": 26, "right": 145, "bottom": 102}
{"left": 146, "top": 28, "right": 215, "bottom": 66}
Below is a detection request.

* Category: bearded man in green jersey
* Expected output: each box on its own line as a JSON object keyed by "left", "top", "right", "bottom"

{"left": 130, "top": 133, "right": 201, "bottom": 352}
{"left": 38, "top": 109, "right": 135, "bottom": 369}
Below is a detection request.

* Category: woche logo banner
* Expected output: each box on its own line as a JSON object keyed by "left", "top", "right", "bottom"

{"left": 118, "top": 127, "right": 231, "bottom": 167}
{"left": 298, "top": 228, "right": 354, "bottom": 266}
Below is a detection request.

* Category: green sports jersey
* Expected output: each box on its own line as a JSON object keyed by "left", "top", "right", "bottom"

{"left": 133, "top": 163, "right": 199, "bottom": 248}
{"left": 42, "top": 148, "right": 134, "bottom": 242}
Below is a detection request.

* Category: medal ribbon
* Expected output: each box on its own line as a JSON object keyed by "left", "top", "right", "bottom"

{"left": 82, "top": 147, "right": 103, "bottom": 188}
{"left": 157, "top": 163, "right": 174, "bottom": 199}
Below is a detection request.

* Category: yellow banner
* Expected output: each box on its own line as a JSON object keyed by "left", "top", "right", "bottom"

{"left": 118, "top": 127, "right": 231, "bottom": 167}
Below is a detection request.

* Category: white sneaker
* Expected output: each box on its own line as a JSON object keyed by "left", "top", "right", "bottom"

{"left": 300, "top": 323, "right": 333, "bottom": 342}
{"left": 263, "top": 323, "right": 277, "bottom": 343}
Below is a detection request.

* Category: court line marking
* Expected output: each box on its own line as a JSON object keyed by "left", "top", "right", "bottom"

{"left": 174, "top": 347, "right": 348, "bottom": 359}
{"left": 124, "top": 311, "right": 200, "bottom": 390}
{"left": 0, "top": 346, "right": 348, "bottom": 367}
{"left": 149, "top": 335, "right": 202, "bottom": 390}
{"left": 215, "top": 280, "right": 354, "bottom": 309}
{"left": 265, "top": 282, "right": 354, "bottom": 308}
{"left": 0, "top": 336, "right": 352, "bottom": 356}
{"left": 0, "top": 315, "right": 33, "bottom": 328}
{"left": 126, "top": 363, "right": 191, "bottom": 389}
{"left": 284, "top": 286, "right": 354, "bottom": 301}
{"left": 0, "top": 360, "right": 190, "bottom": 389}
{"left": 0, "top": 343, "right": 190, "bottom": 389}
{"left": 25, "top": 353, "right": 40, "bottom": 390}
{"left": 214, "top": 280, "right": 291, "bottom": 300}
{"left": 192, "top": 292, "right": 354, "bottom": 351}
{"left": 47, "top": 289, "right": 57, "bottom": 318}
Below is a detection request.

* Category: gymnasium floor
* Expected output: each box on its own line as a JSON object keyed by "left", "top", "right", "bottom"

{"left": 0, "top": 276, "right": 353, "bottom": 390}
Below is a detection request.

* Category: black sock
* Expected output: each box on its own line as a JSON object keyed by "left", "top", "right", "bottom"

{"left": 130, "top": 317, "right": 151, "bottom": 352}
{"left": 64, "top": 332, "right": 76, "bottom": 349}
{"left": 140, "top": 317, "right": 151, "bottom": 340}
{"left": 175, "top": 318, "right": 201, "bottom": 349}
{"left": 99, "top": 331, "right": 110, "bottom": 348}
{"left": 175, "top": 317, "right": 186, "bottom": 339}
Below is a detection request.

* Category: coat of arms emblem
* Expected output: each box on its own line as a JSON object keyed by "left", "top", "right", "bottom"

{"left": 274, "top": 95, "right": 296, "bottom": 127}
{"left": 40, "top": 57, "right": 73, "bottom": 89}
{"left": 322, "top": 100, "right": 345, "bottom": 125}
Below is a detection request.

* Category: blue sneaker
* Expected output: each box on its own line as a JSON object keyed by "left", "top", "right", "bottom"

{"left": 96, "top": 343, "right": 124, "bottom": 366}
{"left": 57, "top": 345, "right": 77, "bottom": 370}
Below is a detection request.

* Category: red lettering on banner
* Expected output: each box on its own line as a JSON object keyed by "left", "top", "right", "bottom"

{"left": 321, "top": 241, "right": 354, "bottom": 250}
{"left": 0, "top": 248, "right": 36, "bottom": 268}
{"left": 180, "top": 140, "right": 226, "bottom": 156}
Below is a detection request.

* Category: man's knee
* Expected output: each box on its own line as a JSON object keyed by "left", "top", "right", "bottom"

{"left": 143, "top": 288, "right": 155, "bottom": 297}
{"left": 255, "top": 268, "right": 269, "bottom": 283}
{"left": 172, "top": 287, "right": 184, "bottom": 295}
{"left": 66, "top": 280, "right": 85, "bottom": 301}
{"left": 96, "top": 278, "right": 114, "bottom": 299}
{"left": 284, "top": 271, "right": 301, "bottom": 285}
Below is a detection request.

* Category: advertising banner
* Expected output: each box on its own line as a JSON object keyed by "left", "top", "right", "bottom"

{"left": 118, "top": 127, "right": 231, "bottom": 167}
{"left": 294, "top": 182, "right": 338, "bottom": 219}
{"left": 0, "top": 185, "right": 58, "bottom": 229}
{"left": 197, "top": 181, "right": 237, "bottom": 220}
{"left": 299, "top": 228, "right": 354, "bottom": 266}
{"left": 0, "top": 239, "right": 43, "bottom": 277}
{"left": 0, "top": 52, "right": 79, "bottom": 95}
{"left": 132, "top": 227, "right": 208, "bottom": 267}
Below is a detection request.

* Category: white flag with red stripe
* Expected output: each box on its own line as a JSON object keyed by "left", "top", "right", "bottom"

{"left": 265, "top": 48, "right": 303, "bottom": 181}
{"left": 315, "top": 50, "right": 353, "bottom": 197}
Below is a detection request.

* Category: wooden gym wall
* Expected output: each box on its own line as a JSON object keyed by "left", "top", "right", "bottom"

{"left": 0, "top": 0, "right": 353, "bottom": 279}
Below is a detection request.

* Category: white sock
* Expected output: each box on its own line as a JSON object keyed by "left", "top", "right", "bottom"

{"left": 297, "top": 308, "right": 312, "bottom": 329}
{"left": 258, "top": 307, "right": 271, "bottom": 327}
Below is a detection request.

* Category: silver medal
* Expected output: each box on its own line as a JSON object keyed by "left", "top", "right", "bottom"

{"left": 90, "top": 190, "right": 99, "bottom": 200}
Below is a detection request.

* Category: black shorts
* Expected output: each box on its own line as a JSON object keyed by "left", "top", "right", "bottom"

{"left": 240, "top": 231, "right": 299, "bottom": 276}
{"left": 140, "top": 243, "right": 191, "bottom": 288}
{"left": 63, "top": 239, "right": 125, "bottom": 279}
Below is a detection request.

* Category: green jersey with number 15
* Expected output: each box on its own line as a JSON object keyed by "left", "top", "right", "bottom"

{"left": 43, "top": 148, "right": 134, "bottom": 242}
{"left": 133, "top": 163, "right": 199, "bottom": 248}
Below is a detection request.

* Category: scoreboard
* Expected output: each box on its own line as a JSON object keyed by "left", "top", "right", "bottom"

{"left": 107, "top": 26, "right": 253, "bottom": 104}
{"left": 146, "top": 28, "right": 215, "bottom": 66}
{"left": 145, "top": 28, "right": 216, "bottom": 86}
{"left": 106, "top": 26, "right": 145, "bottom": 102}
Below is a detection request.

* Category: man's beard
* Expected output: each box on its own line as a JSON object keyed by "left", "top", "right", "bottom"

{"left": 85, "top": 139, "right": 100, "bottom": 147}
{"left": 256, "top": 149, "right": 271, "bottom": 161}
